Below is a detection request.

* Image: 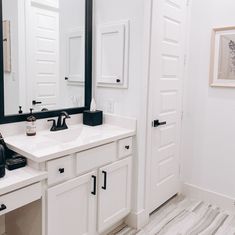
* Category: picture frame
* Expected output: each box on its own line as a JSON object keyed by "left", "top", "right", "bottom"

{"left": 210, "top": 26, "right": 235, "bottom": 88}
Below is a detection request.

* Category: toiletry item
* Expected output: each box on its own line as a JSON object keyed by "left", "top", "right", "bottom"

{"left": 6, "top": 156, "right": 27, "bottom": 171}
{"left": 26, "top": 108, "right": 36, "bottom": 136}
{"left": 0, "top": 145, "right": 5, "bottom": 178}
{"left": 0, "top": 132, "right": 15, "bottom": 158}
{"left": 83, "top": 98, "right": 103, "bottom": 126}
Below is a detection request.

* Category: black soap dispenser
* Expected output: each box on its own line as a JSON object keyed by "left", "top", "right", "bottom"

{"left": 26, "top": 108, "right": 37, "bottom": 136}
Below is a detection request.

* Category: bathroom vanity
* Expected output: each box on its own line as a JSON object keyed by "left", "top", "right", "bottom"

{"left": 0, "top": 115, "right": 136, "bottom": 235}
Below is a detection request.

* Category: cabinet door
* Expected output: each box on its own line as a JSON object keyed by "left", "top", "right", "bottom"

{"left": 47, "top": 171, "right": 97, "bottom": 235}
{"left": 98, "top": 157, "right": 132, "bottom": 233}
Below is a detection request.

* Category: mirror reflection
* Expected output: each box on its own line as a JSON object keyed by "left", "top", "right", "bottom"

{"left": 3, "top": 0, "right": 85, "bottom": 115}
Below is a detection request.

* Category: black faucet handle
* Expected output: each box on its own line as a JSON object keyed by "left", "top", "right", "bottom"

{"left": 60, "top": 111, "right": 71, "bottom": 119}
{"left": 48, "top": 119, "right": 57, "bottom": 132}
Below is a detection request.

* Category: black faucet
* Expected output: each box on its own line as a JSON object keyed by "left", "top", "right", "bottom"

{"left": 48, "top": 111, "right": 71, "bottom": 132}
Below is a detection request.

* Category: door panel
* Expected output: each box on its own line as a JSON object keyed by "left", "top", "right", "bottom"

{"left": 27, "top": 5, "right": 59, "bottom": 111}
{"left": 47, "top": 171, "right": 97, "bottom": 235}
{"left": 149, "top": 0, "right": 186, "bottom": 212}
{"left": 98, "top": 157, "right": 132, "bottom": 233}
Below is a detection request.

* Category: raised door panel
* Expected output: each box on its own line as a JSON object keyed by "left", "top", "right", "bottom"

{"left": 149, "top": 0, "right": 187, "bottom": 212}
{"left": 27, "top": 5, "right": 59, "bottom": 111}
{"left": 98, "top": 157, "right": 132, "bottom": 233}
{"left": 47, "top": 171, "right": 97, "bottom": 235}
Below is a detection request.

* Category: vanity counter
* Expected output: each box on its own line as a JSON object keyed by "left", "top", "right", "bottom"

{"left": 4, "top": 124, "right": 136, "bottom": 163}
{"left": 0, "top": 167, "right": 47, "bottom": 196}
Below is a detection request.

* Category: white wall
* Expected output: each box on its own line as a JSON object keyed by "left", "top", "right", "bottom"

{"left": 94, "top": 0, "right": 150, "bottom": 222}
{"left": 3, "top": 0, "right": 20, "bottom": 115}
{"left": 181, "top": 0, "right": 235, "bottom": 198}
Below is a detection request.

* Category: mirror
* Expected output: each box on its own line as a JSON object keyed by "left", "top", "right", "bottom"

{"left": 0, "top": 0, "right": 92, "bottom": 122}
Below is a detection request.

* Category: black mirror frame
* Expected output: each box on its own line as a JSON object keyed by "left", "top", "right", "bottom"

{"left": 0, "top": 0, "right": 92, "bottom": 124}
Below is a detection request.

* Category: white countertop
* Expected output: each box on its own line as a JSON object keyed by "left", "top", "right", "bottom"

{"left": 5, "top": 124, "right": 136, "bottom": 163}
{"left": 0, "top": 167, "right": 47, "bottom": 195}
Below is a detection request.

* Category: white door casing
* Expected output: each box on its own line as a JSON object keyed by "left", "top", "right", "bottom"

{"left": 47, "top": 171, "right": 97, "bottom": 235}
{"left": 148, "top": 0, "right": 187, "bottom": 213}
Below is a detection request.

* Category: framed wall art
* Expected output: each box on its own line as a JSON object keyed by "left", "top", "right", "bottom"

{"left": 210, "top": 27, "right": 235, "bottom": 87}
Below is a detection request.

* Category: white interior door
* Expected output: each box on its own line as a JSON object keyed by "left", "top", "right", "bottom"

{"left": 148, "top": 0, "right": 187, "bottom": 212}
{"left": 98, "top": 157, "right": 132, "bottom": 234}
{"left": 27, "top": 3, "right": 59, "bottom": 111}
{"left": 47, "top": 172, "right": 97, "bottom": 235}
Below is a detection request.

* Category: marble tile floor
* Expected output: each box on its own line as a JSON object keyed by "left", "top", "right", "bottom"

{"left": 111, "top": 195, "right": 235, "bottom": 235}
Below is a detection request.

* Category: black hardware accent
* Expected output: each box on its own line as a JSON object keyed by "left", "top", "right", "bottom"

{"left": 65, "top": 77, "right": 69, "bottom": 80}
{"left": 0, "top": 204, "right": 6, "bottom": 211}
{"left": 152, "top": 120, "right": 167, "bottom": 128}
{"left": 125, "top": 145, "right": 130, "bottom": 150}
{"left": 59, "top": 168, "right": 65, "bottom": 174}
{"left": 102, "top": 171, "right": 107, "bottom": 190}
{"left": 0, "top": 0, "right": 93, "bottom": 124}
{"left": 47, "top": 119, "right": 57, "bottom": 132}
{"left": 116, "top": 79, "right": 121, "bottom": 83}
{"left": 18, "top": 106, "right": 23, "bottom": 114}
{"left": 32, "top": 100, "right": 42, "bottom": 105}
{"left": 48, "top": 111, "right": 71, "bottom": 132}
{"left": 91, "top": 175, "right": 96, "bottom": 195}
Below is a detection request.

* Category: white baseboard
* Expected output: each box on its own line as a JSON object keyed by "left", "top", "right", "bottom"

{"left": 182, "top": 183, "right": 235, "bottom": 213}
{"left": 125, "top": 209, "right": 149, "bottom": 230}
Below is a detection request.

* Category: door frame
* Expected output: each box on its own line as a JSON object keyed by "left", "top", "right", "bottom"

{"left": 143, "top": 0, "right": 190, "bottom": 216}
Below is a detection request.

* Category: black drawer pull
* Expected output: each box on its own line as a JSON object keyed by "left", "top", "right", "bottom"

{"left": 91, "top": 175, "right": 96, "bottom": 195}
{"left": 0, "top": 204, "right": 7, "bottom": 211}
{"left": 59, "top": 168, "right": 65, "bottom": 174}
{"left": 125, "top": 145, "right": 130, "bottom": 150}
{"left": 102, "top": 171, "right": 107, "bottom": 190}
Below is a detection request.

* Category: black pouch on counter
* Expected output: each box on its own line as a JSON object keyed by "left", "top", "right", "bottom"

{"left": 0, "top": 145, "right": 6, "bottom": 178}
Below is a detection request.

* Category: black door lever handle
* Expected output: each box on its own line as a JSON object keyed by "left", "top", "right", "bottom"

{"left": 32, "top": 100, "right": 42, "bottom": 105}
{"left": 152, "top": 120, "right": 167, "bottom": 127}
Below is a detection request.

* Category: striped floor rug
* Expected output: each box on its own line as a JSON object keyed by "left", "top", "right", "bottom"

{"left": 111, "top": 195, "right": 235, "bottom": 235}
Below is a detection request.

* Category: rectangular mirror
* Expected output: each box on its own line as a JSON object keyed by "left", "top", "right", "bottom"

{"left": 0, "top": 0, "right": 92, "bottom": 123}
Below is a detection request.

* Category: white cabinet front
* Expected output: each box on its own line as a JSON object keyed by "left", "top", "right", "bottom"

{"left": 47, "top": 171, "right": 97, "bottom": 235}
{"left": 98, "top": 157, "right": 132, "bottom": 233}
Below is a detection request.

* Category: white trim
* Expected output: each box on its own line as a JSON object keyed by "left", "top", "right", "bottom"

{"left": 182, "top": 183, "right": 235, "bottom": 213}
{"left": 125, "top": 209, "right": 149, "bottom": 230}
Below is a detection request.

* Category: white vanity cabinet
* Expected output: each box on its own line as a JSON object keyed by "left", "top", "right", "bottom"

{"left": 47, "top": 171, "right": 97, "bottom": 235}
{"left": 98, "top": 157, "right": 132, "bottom": 233}
{"left": 46, "top": 138, "right": 133, "bottom": 235}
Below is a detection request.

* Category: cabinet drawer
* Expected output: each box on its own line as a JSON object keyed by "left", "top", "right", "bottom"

{"left": 0, "top": 182, "right": 42, "bottom": 216}
{"left": 47, "top": 156, "right": 74, "bottom": 186}
{"left": 76, "top": 142, "right": 116, "bottom": 175}
{"left": 118, "top": 137, "right": 133, "bottom": 159}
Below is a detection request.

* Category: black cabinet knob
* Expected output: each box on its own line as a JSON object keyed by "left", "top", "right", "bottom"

{"left": 125, "top": 145, "right": 130, "bottom": 150}
{"left": 0, "top": 204, "right": 7, "bottom": 211}
{"left": 59, "top": 168, "right": 65, "bottom": 174}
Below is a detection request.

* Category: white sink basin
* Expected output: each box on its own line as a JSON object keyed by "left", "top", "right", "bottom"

{"left": 44, "top": 128, "right": 83, "bottom": 143}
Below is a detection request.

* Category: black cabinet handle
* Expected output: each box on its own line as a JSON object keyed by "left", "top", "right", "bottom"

{"left": 91, "top": 175, "right": 96, "bottom": 195}
{"left": 32, "top": 100, "right": 42, "bottom": 105}
{"left": 0, "top": 204, "right": 7, "bottom": 211}
{"left": 59, "top": 168, "right": 65, "bottom": 174}
{"left": 125, "top": 145, "right": 130, "bottom": 150}
{"left": 116, "top": 79, "right": 121, "bottom": 83}
{"left": 102, "top": 171, "right": 107, "bottom": 190}
{"left": 152, "top": 120, "right": 167, "bottom": 128}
